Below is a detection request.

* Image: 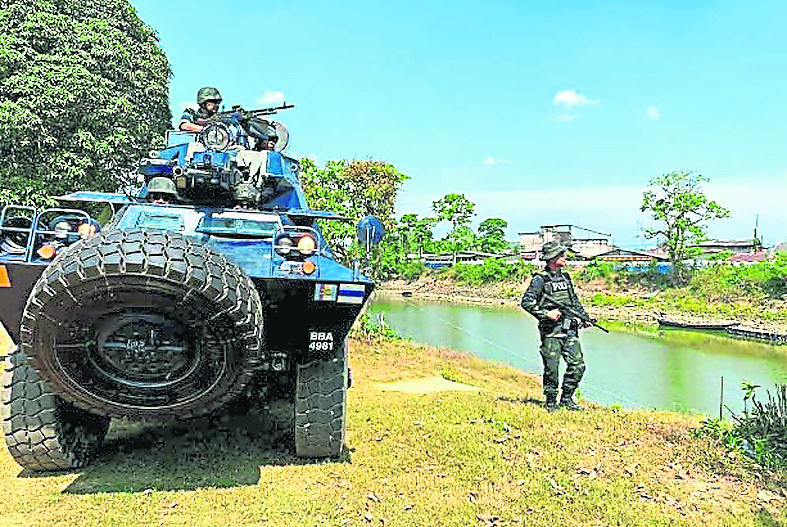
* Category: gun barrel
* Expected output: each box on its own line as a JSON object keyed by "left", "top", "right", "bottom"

{"left": 247, "top": 103, "right": 295, "bottom": 116}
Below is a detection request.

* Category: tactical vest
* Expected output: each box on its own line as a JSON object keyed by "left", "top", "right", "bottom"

{"left": 182, "top": 106, "right": 214, "bottom": 123}
{"left": 535, "top": 270, "right": 574, "bottom": 307}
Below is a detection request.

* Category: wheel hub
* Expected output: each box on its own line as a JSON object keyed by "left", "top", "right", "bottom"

{"left": 93, "top": 313, "right": 194, "bottom": 383}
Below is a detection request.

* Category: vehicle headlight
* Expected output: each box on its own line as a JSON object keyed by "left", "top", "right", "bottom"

{"left": 274, "top": 235, "right": 294, "bottom": 256}
{"left": 297, "top": 234, "right": 317, "bottom": 256}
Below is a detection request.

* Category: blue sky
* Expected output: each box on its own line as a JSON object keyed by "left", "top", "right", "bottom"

{"left": 130, "top": 0, "right": 787, "bottom": 247}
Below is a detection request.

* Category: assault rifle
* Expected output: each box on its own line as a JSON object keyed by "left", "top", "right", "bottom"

{"left": 542, "top": 293, "right": 609, "bottom": 333}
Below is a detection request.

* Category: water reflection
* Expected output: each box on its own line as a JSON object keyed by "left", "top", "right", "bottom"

{"left": 367, "top": 293, "right": 787, "bottom": 417}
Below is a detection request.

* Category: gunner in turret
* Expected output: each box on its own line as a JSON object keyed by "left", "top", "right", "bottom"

{"left": 180, "top": 87, "right": 223, "bottom": 133}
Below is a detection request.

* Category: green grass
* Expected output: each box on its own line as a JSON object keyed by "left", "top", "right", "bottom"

{"left": 0, "top": 336, "right": 785, "bottom": 526}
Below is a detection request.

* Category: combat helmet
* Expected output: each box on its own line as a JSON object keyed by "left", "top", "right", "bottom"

{"left": 147, "top": 177, "right": 178, "bottom": 196}
{"left": 197, "top": 86, "right": 222, "bottom": 106}
{"left": 541, "top": 241, "right": 567, "bottom": 261}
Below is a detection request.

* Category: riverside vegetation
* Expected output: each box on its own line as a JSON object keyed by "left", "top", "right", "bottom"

{"left": 385, "top": 254, "right": 787, "bottom": 332}
{"left": 0, "top": 323, "right": 785, "bottom": 526}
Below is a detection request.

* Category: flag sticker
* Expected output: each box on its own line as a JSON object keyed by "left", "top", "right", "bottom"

{"left": 0, "top": 266, "right": 9, "bottom": 288}
{"left": 314, "top": 283, "right": 338, "bottom": 301}
{"left": 337, "top": 283, "right": 365, "bottom": 304}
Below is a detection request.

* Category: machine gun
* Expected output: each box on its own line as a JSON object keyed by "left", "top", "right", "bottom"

{"left": 192, "top": 102, "right": 295, "bottom": 129}
{"left": 215, "top": 102, "right": 295, "bottom": 121}
{"left": 542, "top": 293, "right": 609, "bottom": 333}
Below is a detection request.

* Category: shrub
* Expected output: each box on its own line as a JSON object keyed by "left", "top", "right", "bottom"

{"left": 687, "top": 256, "right": 787, "bottom": 302}
{"left": 350, "top": 313, "right": 405, "bottom": 343}
{"left": 577, "top": 261, "right": 616, "bottom": 282}
{"left": 397, "top": 261, "right": 427, "bottom": 281}
{"left": 447, "top": 259, "right": 535, "bottom": 285}
{"left": 697, "top": 383, "right": 787, "bottom": 469}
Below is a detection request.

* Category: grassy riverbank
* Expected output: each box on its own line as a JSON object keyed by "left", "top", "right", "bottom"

{"left": 0, "top": 329, "right": 785, "bottom": 526}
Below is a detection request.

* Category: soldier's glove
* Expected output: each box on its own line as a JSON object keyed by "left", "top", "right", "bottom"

{"left": 581, "top": 319, "right": 595, "bottom": 328}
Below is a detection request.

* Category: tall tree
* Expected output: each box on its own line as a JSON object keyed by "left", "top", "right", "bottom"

{"left": 299, "top": 158, "right": 408, "bottom": 268}
{"left": 477, "top": 217, "right": 508, "bottom": 253}
{"left": 641, "top": 170, "right": 731, "bottom": 283}
{"left": 432, "top": 193, "right": 475, "bottom": 233}
{"left": 432, "top": 192, "right": 475, "bottom": 262}
{"left": 399, "top": 213, "right": 437, "bottom": 256}
{"left": 452, "top": 225, "right": 477, "bottom": 253}
{"left": 0, "top": 0, "right": 172, "bottom": 205}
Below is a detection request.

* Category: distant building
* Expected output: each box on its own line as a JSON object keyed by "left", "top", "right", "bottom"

{"left": 518, "top": 224, "right": 613, "bottom": 260}
{"left": 594, "top": 247, "right": 668, "bottom": 263}
{"left": 420, "top": 250, "right": 504, "bottom": 269}
{"left": 770, "top": 242, "right": 787, "bottom": 255}
{"left": 696, "top": 239, "right": 761, "bottom": 255}
{"left": 727, "top": 251, "right": 769, "bottom": 264}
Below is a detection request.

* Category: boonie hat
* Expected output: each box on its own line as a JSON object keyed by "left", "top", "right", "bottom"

{"left": 541, "top": 241, "right": 567, "bottom": 261}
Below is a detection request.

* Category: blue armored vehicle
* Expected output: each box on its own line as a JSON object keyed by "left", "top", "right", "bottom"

{"left": 0, "top": 103, "right": 382, "bottom": 471}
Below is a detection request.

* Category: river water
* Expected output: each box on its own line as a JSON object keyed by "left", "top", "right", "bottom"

{"left": 367, "top": 293, "right": 787, "bottom": 418}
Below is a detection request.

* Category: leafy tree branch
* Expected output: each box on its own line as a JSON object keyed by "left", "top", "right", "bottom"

{"left": 641, "top": 170, "right": 730, "bottom": 283}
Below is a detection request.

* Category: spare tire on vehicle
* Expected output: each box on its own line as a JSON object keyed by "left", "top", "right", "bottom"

{"left": 19, "top": 228, "right": 265, "bottom": 420}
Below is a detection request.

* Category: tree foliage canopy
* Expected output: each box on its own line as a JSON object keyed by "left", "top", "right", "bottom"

{"left": 477, "top": 217, "right": 509, "bottom": 253}
{"left": 641, "top": 170, "right": 731, "bottom": 282}
{"left": 299, "top": 158, "right": 409, "bottom": 267}
{"left": 0, "top": 0, "right": 172, "bottom": 205}
{"left": 432, "top": 193, "right": 475, "bottom": 231}
{"left": 398, "top": 213, "right": 437, "bottom": 256}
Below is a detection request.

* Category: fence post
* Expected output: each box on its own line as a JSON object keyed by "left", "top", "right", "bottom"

{"left": 719, "top": 376, "right": 724, "bottom": 420}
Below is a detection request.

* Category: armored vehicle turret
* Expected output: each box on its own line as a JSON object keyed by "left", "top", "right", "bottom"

{"left": 0, "top": 103, "right": 383, "bottom": 470}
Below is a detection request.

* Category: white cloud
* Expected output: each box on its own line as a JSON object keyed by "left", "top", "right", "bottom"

{"left": 553, "top": 89, "right": 598, "bottom": 108}
{"left": 483, "top": 156, "right": 509, "bottom": 166}
{"left": 647, "top": 106, "right": 660, "bottom": 120}
{"left": 256, "top": 91, "right": 286, "bottom": 106}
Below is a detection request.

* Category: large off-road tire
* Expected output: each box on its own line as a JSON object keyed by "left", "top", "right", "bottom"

{"left": 2, "top": 351, "right": 110, "bottom": 471}
{"left": 294, "top": 340, "right": 348, "bottom": 458}
{"left": 19, "top": 229, "right": 264, "bottom": 420}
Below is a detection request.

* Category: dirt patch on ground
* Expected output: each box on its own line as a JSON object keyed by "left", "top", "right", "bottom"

{"left": 376, "top": 376, "right": 481, "bottom": 394}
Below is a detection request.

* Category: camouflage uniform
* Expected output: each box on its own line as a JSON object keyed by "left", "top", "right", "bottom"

{"left": 520, "top": 243, "right": 589, "bottom": 410}
{"left": 180, "top": 87, "right": 222, "bottom": 129}
{"left": 180, "top": 106, "right": 216, "bottom": 128}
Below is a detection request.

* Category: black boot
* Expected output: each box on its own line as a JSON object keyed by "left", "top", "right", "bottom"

{"left": 544, "top": 394, "right": 558, "bottom": 413}
{"left": 559, "top": 391, "right": 583, "bottom": 411}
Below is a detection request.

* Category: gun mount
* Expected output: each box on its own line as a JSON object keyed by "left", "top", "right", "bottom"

{"left": 138, "top": 102, "right": 297, "bottom": 208}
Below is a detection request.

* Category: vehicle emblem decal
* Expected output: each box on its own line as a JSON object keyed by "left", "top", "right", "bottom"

{"left": 314, "top": 283, "right": 338, "bottom": 301}
{"left": 337, "top": 283, "right": 365, "bottom": 304}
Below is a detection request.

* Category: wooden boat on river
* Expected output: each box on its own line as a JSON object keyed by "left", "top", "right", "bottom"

{"left": 725, "top": 326, "right": 787, "bottom": 345}
{"left": 658, "top": 317, "right": 787, "bottom": 345}
{"left": 657, "top": 318, "right": 740, "bottom": 331}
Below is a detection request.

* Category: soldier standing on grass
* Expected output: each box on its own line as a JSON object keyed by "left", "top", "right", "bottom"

{"left": 520, "top": 241, "right": 592, "bottom": 412}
